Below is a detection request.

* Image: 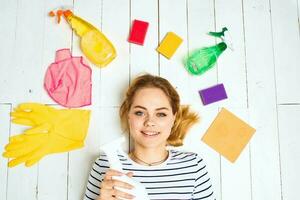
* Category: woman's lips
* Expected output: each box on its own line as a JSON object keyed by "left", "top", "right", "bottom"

{"left": 141, "top": 131, "right": 160, "bottom": 137}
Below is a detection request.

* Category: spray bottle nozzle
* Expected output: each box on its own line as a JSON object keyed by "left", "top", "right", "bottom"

{"left": 63, "top": 10, "right": 73, "bottom": 18}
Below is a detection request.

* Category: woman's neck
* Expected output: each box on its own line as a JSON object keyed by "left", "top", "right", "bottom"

{"left": 130, "top": 146, "right": 169, "bottom": 166}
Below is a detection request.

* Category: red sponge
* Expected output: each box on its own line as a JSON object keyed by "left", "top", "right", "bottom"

{"left": 128, "top": 19, "right": 149, "bottom": 45}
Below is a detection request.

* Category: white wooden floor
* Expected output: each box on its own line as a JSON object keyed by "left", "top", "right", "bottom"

{"left": 0, "top": 0, "right": 299, "bottom": 199}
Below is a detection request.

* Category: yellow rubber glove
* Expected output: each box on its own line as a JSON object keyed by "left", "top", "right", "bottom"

{"left": 2, "top": 103, "right": 91, "bottom": 167}
{"left": 10, "top": 103, "right": 55, "bottom": 126}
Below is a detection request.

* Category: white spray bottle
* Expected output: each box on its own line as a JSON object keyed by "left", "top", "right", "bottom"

{"left": 100, "top": 136, "right": 150, "bottom": 200}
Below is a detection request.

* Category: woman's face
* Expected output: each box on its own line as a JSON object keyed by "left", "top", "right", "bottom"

{"left": 128, "top": 87, "right": 176, "bottom": 150}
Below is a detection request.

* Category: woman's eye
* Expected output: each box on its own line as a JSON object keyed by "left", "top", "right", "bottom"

{"left": 134, "top": 111, "right": 144, "bottom": 116}
{"left": 157, "top": 113, "right": 167, "bottom": 117}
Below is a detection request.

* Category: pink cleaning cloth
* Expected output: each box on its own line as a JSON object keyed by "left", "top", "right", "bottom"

{"left": 44, "top": 48, "right": 92, "bottom": 108}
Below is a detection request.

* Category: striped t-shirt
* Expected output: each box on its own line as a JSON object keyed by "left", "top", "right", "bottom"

{"left": 84, "top": 150, "right": 215, "bottom": 200}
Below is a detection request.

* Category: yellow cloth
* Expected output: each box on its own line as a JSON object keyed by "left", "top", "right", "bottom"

{"left": 2, "top": 103, "right": 91, "bottom": 167}
{"left": 201, "top": 108, "right": 255, "bottom": 163}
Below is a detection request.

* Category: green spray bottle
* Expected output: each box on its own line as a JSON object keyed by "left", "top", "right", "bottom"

{"left": 184, "top": 27, "right": 230, "bottom": 75}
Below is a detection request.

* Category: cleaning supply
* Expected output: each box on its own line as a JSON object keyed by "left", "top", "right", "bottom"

{"left": 2, "top": 103, "right": 91, "bottom": 167}
{"left": 49, "top": 10, "right": 63, "bottom": 23}
{"left": 199, "top": 83, "right": 228, "bottom": 105}
{"left": 184, "top": 27, "right": 229, "bottom": 75}
{"left": 62, "top": 10, "right": 116, "bottom": 67}
{"left": 101, "top": 136, "right": 150, "bottom": 200}
{"left": 157, "top": 32, "right": 183, "bottom": 59}
{"left": 44, "top": 48, "right": 92, "bottom": 108}
{"left": 202, "top": 107, "right": 256, "bottom": 162}
{"left": 128, "top": 19, "right": 149, "bottom": 45}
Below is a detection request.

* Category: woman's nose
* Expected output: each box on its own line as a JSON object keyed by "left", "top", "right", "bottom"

{"left": 144, "top": 116, "right": 155, "bottom": 127}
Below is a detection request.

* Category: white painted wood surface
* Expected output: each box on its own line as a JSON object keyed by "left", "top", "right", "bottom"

{"left": 278, "top": 105, "right": 300, "bottom": 200}
{"left": 0, "top": 0, "right": 299, "bottom": 199}
{"left": 0, "top": 105, "right": 10, "bottom": 200}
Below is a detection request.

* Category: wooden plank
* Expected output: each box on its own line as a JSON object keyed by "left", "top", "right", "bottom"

{"left": 100, "top": 0, "right": 130, "bottom": 107}
{"left": 0, "top": 1, "right": 18, "bottom": 103}
{"left": 278, "top": 105, "right": 300, "bottom": 200}
{"left": 40, "top": 0, "right": 73, "bottom": 104}
{"left": 38, "top": 153, "right": 68, "bottom": 200}
{"left": 215, "top": 0, "right": 247, "bottom": 108}
{"left": 71, "top": 0, "right": 102, "bottom": 108}
{"left": 243, "top": 0, "right": 282, "bottom": 199}
{"left": 0, "top": 0, "right": 46, "bottom": 104}
{"left": 37, "top": 104, "right": 68, "bottom": 200}
{"left": 68, "top": 106, "right": 102, "bottom": 200}
{"left": 7, "top": 104, "right": 38, "bottom": 200}
{"left": 221, "top": 108, "right": 251, "bottom": 200}
{"left": 130, "top": 0, "right": 159, "bottom": 77}
{"left": 158, "top": 0, "right": 190, "bottom": 104}
{"left": 186, "top": 0, "right": 218, "bottom": 106}
{"left": 271, "top": 0, "right": 300, "bottom": 103}
{"left": 98, "top": 107, "right": 127, "bottom": 148}
{"left": 68, "top": 1, "right": 103, "bottom": 199}
{"left": 37, "top": 1, "right": 73, "bottom": 199}
{"left": 185, "top": 1, "right": 221, "bottom": 199}
{"left": 244, "top": 1, "right": 281, "bottom": 200}
{"left": 0, "top": 104, "right": 11, "bottom": 200}
{"left": 214, "top": 0, "right": 251, "bottom": 199}
{"left": 5, "top": 1, "right": 45, "bottom": 198}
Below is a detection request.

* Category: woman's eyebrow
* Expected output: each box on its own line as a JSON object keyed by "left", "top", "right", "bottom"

{"left": 133, "top": 105, "right": 146, "bottom": 110}
{"left": 156, "top": 107, "right": 169, "bottom": 111}
{"left": 133, "top": 105, "right": 169, "bottom": 111}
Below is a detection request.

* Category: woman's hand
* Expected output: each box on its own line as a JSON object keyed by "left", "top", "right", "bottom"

{"left": 98, "top": 169, "right": 135, "bottom": 200}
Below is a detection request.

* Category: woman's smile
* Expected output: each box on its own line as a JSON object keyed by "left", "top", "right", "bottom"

{"left": 141, "top": 130, "right": 160, "bottom": 137}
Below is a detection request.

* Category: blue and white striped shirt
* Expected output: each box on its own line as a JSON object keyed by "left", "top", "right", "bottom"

{"left": 84, "top": 150, "right": 215, "bottom": 200}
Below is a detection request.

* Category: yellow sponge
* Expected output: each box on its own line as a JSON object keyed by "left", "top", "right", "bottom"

{"left": 157, "top": 32, "right": 183, "bottom": 59}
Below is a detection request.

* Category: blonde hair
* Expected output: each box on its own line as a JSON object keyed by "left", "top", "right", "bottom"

{"left": 119, "top": 74, "right": 199, "bottom": 146}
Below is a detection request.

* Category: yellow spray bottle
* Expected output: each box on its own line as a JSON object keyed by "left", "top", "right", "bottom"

{"left": 63, "top": 10, "right": 116, "bottom": 67}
